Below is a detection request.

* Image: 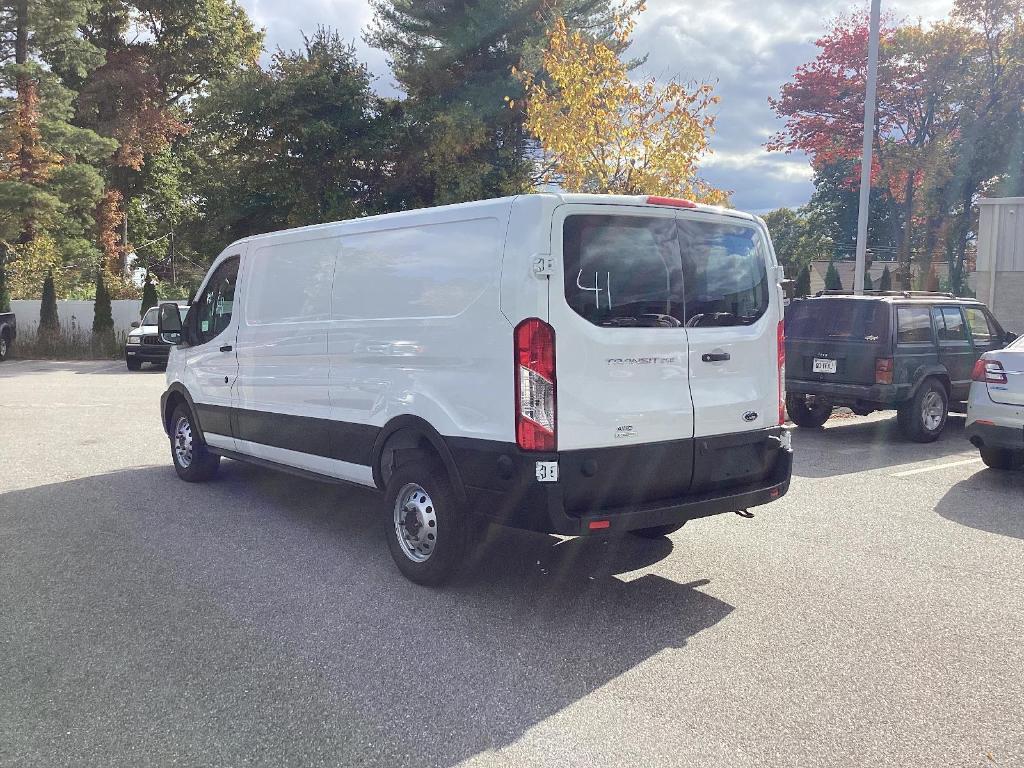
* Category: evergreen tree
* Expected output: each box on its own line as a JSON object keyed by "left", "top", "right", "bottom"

{"left": 366, "top": 0, "right": 631, "bottom": 206}
{"left": 39, "top": 269, "right": 58, "bottom": 333}
{"left": 141, "top": 275, "right": 158, "bottom": 317}
{"left": 879, "top": 264, "right": 893, "bottom": 291}
{"left": 794, "top": 264, "right": 811, "bottom": 297}
{"left": 0, "top": 251, "right": 10, "bottom": 312}
{"left": 824, "top": 261, "right": 843, "bottom": 291}
{"left": 863, "top": 271, "right": 874, "bottom": 291}
{"left": 92, "top": 269, "right": 113, "bottom": 335}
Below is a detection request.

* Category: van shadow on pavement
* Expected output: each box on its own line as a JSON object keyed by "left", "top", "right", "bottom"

{"left": 1, "top": 462, "right": 733, "bottom": 767}
{"left": 934, "top": 466, "right": 1024, "bottom": 540}
{"left": 791, "top": 413, "right": 973, "bottom": 479}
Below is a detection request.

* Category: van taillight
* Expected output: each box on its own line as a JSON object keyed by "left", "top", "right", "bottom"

{"left": 972, "top": 358, "right": 1007, "bottom": 384}
{"left": 777, "top": 320, "right": 785, "bottom": 425}
{"left": 875, "top": 357, "right": 894, "bottom": 385}
{"left": 515, "top": 318, "right": 556, "bottom": 451}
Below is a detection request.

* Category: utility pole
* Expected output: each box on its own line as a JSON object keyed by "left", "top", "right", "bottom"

{"left": 853, "top": 0, "right": 881, "bottom": 295}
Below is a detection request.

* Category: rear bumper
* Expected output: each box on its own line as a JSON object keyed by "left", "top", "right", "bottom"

{"left": 966, "top": 420, "right": 1024, "bottom": 451}
{"left": 449, "top": 428, "right": 793, "bottom": 536}
{"left": 787, "top": 378, "right": 911, "bottom": 406}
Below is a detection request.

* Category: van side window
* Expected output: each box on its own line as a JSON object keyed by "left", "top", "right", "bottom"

{"left": 963, "top": 306, "right": 994, "bottom": 344}
{"left": 193, "top": 257, "right": 239, "bottom": 345}
{"left": 934, "top": 306, "right": 968, "bottom": 342}
{"left": 896, "top": 306, "right": 933, "bottom": 344}
{"left": 677, "top": 219, "right": 768, "bottom": 327}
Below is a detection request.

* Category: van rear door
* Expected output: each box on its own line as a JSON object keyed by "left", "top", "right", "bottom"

{"left": 550, "top": 206, "right": 695, "bottom": 463}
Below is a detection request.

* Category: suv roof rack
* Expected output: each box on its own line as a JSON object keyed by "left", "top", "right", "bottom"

{"left": 812, "top": 289, "right": 957, "bottom": 299}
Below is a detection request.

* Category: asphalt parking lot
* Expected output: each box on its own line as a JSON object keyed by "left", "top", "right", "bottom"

{"left": 2, "top": 360, "right": 1022, "bottom": 768}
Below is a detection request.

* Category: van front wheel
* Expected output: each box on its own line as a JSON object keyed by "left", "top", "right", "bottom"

{"left": 631, "top": 521, "right": 686, "bottom": 539}
{"left": 384, "top": 460, "right": 467, "bottom": 586}
{"left": 170, "top": 403, "right": 220, "bottom": 482}
{"left": 786, "top": 393, "right": 832, "bottom": 428}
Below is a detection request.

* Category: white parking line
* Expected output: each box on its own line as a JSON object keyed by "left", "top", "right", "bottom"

{"left": 890, "top": 457, "right": 982, "bottom": 477}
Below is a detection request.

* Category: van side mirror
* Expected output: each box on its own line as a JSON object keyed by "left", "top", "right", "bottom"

{"left": 1006, "top": 331, "right": 1018, "bottom": 344}
{"left": 130, "top": 320, "right": 140, "bottom": 328}
{"left": 158, "top": 302, "right": 183, "bottom": 344}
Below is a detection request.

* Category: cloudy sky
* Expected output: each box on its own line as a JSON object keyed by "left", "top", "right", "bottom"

{"left": 239, "top": 0, "right": 956, "bottom": 212}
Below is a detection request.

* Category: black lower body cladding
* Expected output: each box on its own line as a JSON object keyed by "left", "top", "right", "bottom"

{"left": 160, "top": 389, "right": 793, "bottom": 536}
{"left": 451, "top": 427, "right": 792, "bottom": 536}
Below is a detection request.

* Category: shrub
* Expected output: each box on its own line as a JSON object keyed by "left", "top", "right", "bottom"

{"left": 141, "top": 276, "right": 158, "bottom": 317}
{"left": 824, "top": 261, "right": 843, "bottom": 291}
{"left": 0, "top": 253, "right": 9, "bottom": 312}
{"left": 794, "top": 264, "right": 811, "bottom": 297}
{"left": 11, "top": 325, "right": 127, "bottom": 360}
{"left": 863, "top": 271, "right": 873, "bottom": 291}
{"left": 40, "top": 270, "right": 59, "bottom": 332}
{"left": 879, "top": 264, "right": 892, "bottom": 291}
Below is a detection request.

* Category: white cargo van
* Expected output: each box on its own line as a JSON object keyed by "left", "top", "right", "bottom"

{"left": 157, "top": 193, "right": 793, "bottom": 584}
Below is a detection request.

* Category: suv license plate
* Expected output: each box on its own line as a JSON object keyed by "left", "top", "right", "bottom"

{"left": 813, "top": 358, "right": 837, "bottom": 374}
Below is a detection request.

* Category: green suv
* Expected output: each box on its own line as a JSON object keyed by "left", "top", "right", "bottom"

{"left": 785, "top": 291, "right": 1016, "bottom": 442}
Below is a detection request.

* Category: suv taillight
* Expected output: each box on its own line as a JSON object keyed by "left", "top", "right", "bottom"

{"left": 972, "top": 358, "right": 1007, "bottom": 384}
{"left": 777, "top": 320, "right": 785, "bottom": 425}
{"left": 875, "top": 357, "right": 894, "bottom": 385}
{"left": 515, "top": 318, "right": 556, "bottom": 451}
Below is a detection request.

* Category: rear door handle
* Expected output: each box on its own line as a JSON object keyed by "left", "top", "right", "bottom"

{"left": 701, "top": 352, "right": 730, "bottom": 362}
{"left": 219, "top": 345, "right": 233, "bottom": 352}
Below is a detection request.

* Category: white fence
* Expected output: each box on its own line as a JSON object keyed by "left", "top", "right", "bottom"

{"left": 10, "top": 299, "right": 188, "bottom": 335}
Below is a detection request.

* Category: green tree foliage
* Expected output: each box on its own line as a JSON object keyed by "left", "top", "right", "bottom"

{"left": 794, "top": 264, "right": 811, "bottom": 298}
{"left": 824, "top": 261, "right": 843, "bottom": 291}
{"left": 0, "top": 0, "right": 117, "bottom": 259}
{"left": 365, "top": 0, "right": 632, "bottom": 206}
{"left": 39, "top": 269, "right": 58, "bottom": 332}
{"left": 92, "top": 267, "right": 113, "bottom": 335}
{"left": 184, "top": 29, "right": 393, "bottom": 251}
{"left": 761, "top": 206, "right": 832, "bottom": 269}
{"left": 863, "top": 271, "right": 874, "bottom": 291}
{"left": 879, "top": 264, "right": 893, "bottom": 292}
{"left": 141, "top": 276, "right": 158, "bottom": 317}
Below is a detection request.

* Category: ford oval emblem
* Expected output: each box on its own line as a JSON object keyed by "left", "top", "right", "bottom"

{"left": 743, "top": 411, "right": 758, "bottom": 422}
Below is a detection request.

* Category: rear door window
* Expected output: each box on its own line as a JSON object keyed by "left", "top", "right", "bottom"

{"left": 896, "top": 306, "right": 934, "bottom": 344}
{"left": 786, "top": 299, "right": 888, "bottom": 341}
{"left": 677, "top": 219, "right": 768, "bottom": 327}
{"left": 561, "top": 214, "right": 768, "bottom": 328}
{"left": 562, "top": 215, "right": 684, "bottom": 327}
{"left": 934, "top": 306, "right": 968, "bottom": 342}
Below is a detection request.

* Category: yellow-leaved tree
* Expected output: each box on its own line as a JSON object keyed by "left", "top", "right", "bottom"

{"left": 516, "top": 5, "right": 728, "bottom": 204}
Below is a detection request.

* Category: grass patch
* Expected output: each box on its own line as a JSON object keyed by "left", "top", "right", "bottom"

{"left": 11, "top": 326, "right": 128, "bottom": 360}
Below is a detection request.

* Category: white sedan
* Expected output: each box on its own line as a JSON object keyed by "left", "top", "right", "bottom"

{"left": 966, "top": 334, "right": 1024, "bottom": 470}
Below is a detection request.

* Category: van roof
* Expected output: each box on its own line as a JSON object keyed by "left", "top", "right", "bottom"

{"left": 229, "top": 193, "right": 760, "bottom": 247}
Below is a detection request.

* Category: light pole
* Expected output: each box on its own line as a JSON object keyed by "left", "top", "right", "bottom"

{"left": 853, "top": 0, "right": 881, "bottom": 295}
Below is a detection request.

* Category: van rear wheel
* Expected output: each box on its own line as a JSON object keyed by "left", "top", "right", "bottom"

{"left": 383, "top": 460, "right": 467, "bottom": 586}
{"left": 631, "top": 521, "right": 686, "bottom": 538}
{"left": 786, "top": 393, "right": 832, "bottom": 428}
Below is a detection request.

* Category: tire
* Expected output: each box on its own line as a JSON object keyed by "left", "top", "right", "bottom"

{"left": 169, "top": 403, "right": 220, "bottom": 482}
{"left": 786, "top": 393, "right": 832, "bottom": 428}
{"left": 383, "top": 459, "right": 468, "bottom": 586}
{"left": 897, "top": 378, "right": 948, "bottom": 443}
{"left": 126, "top": 357, "right": 142, "bottom": 371}
{"left": 631, "top": 521, "right": 686, "bottom": 539}
{"left": 0, "top": 331, "right": 9, "bottom": 361}
{"left": 979, "top": 446, "right": 1024, "bottom": 471}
